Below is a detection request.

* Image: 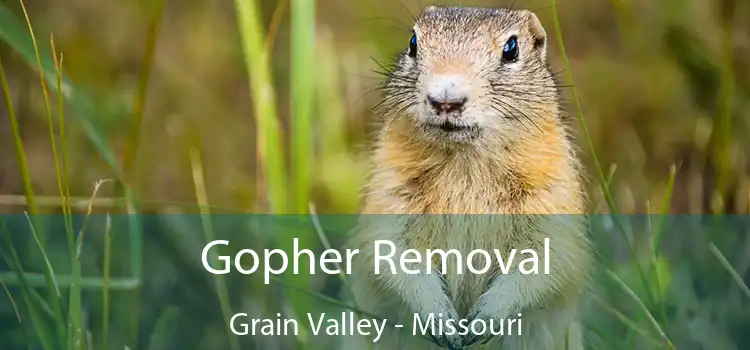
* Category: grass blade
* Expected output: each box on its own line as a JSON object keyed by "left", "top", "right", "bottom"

{"left": 286, "top": 0, "right": 318, "bottom": 340}
{"left": 119, "top": 1, "right": 164, "bottom": 346}
{"left": 652, "top": 164, "right": 678, "bottom": 253}
{"left": 233, "top": 0, "right": 287, "bottom": 213}
{"left": 0, "top": 219, "right": 55, "bottom": 350}
{"left": 549, "top": 0, "right": 656, "bottom": 311}
{"left": 265, "top": 0, "right": 287, "bottom": 53}
{"left": 70, "top": 179, "right": 111, "bottom": 350}
{"left": 709, "top": 242, "right": 750, "bottom": 300}
{"left": 309, "top": 203, "right": 354, "bottom": 297}
{"left": 548, "top": 1, "right": 620, "bottom": 218}
{"left": 122, "top": 0, "right": 164, "bottom": 179}
{"left": 50, "top": 35, "right": 75, "bottom": 263}
{"left": 1, "top": 278, "right": 32, "bottom": 350}
{"left": 648, "top": 164, "right": 678, "bottom": 327}
{"left": 706, "top": 2, "right": 735, "bottom": 211}
{"left": 591, "top": 293, "right": 666, "bottom": 349}
{"left": 102, "top": 214, "right": 112, "bottom": 350}
{"left": 188, "top": 146, "right": 240, "bottom": 350}
{"left": 593, "top": 164, "right": 618, "bottom": 213}
{"left": 22, "top": 212, "right": 67, "bottom": 346}
{"left": 18, "top": 0, "right": 60, "bottom": 249}
{"left": 0, "top": 273, "right": 139, "bottom": 290}
{"left": 290, "top": 0, "right": 316, "bottom": 213}
{"left": 605, "top": 268, "right": 674, "bottom": 349}
{"left": 0, "top": 52, "right": 38, "bottom": 217}
{"left": 0, "top": 2, "right": 123, "bottom": 177}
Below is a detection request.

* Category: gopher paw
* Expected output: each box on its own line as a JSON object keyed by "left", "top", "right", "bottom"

{"left": 410, "top": 275, "right": 463, "bottom": 349}
{"left": 462, "top": 291, "right": 509, "bottom": 347}
{"left": 418, "top": 302, "right": 463, "bottom": 349}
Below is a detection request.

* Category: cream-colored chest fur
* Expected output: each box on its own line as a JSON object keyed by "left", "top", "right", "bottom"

{"left": 361, "top": 132, "right": 584, "bottom": 312}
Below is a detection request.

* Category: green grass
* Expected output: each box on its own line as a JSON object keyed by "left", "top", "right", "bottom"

{"left": 0, "top": 51, "right": 38, "bottom": 220}
{"left": 1, "top": 219, "right": 56, "bottom": 350}
{"left": 549, "top": 3, "right": 674, "bottom": 347}
{"left": 189, "top": 146, "right": 240, "bottom": 350}
{"left": 0, "top": 0, "right": 148, "bottom": 348}
{"left": 0, "top": 279, "right": 29, "bottom": 349}
{"left": 0, "top": 2, "right": 123, "bottom": 177}
{"left": 101, "top": 214, "right": 111, "bottom": 350}
{"left": 0, "top": 0, "right": 748, "bottom": 349}
{"left": 290, "top": 0, "right": 315, "bottom": 214}
{"left": 234, "top": 0, "right": 287, "bottom": 214}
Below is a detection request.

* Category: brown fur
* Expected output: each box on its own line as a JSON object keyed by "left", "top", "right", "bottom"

{"left": 345, "top": 5, "right": 592, "bottom": 350}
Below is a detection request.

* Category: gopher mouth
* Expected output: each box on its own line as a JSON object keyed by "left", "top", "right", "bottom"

{"left": 428, "top": 120, "right": 474, "bottom": 133}
{"left": 439, "top": 121, "right": 468, "bottom": 132}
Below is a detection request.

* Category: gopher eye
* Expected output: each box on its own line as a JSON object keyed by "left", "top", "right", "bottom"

{"left": 408, "top": 33, "right": 417, "bottom": 58}
{"left": 502, "top": 35, "right": 519, "bottom": 63}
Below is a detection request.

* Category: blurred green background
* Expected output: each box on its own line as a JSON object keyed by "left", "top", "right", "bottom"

{"left": 0, "top": 0, "right": 749, "bottom": 349}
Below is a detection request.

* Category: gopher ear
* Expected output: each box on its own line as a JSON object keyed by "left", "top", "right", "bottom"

{"left": 525, "top": 11, "right": 548, "bottom": 58}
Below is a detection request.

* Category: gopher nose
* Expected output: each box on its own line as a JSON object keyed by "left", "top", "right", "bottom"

{"left": 427, "top": 95, "right": 467, "bottom": 114}
{"left": 426, "top": 74, "right": 470, "bottom": 114}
